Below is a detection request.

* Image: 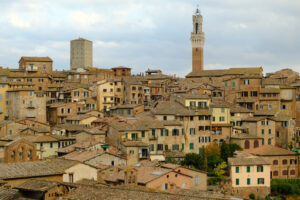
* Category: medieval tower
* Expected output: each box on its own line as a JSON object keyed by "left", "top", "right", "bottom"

{"left": 191, "top": 8, "right": 205, "bottom": 72}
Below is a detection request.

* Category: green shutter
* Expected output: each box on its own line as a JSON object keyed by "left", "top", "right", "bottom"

{"left": 262, "top": 129, "right": 264, "bottom": 134}
{"left": 141, "top": 131, "right": 145, "bottom": 138}
{"left": 236, "top": 179, "right": 239, "bottom": 185}
{"left": 247, "top": 166, "right": 250, "bottom": 173}
{"left": 160, "top": 129, "right": 164, "bottom": 136}
{"left": 182, "top": 128, "right": 184, "bottom": 135}
{"left": 125, "top": 133, "right": 128, "bottom": 139}
{"left": 182, "top": 143, "right": 184, "bottom": 150}
{"left": 212, "top": 117, "right": 215, "bottom": 121}
{"left": 166, "top": 129, "right": 169, "bottom": 136}
{"left": 236, "top": 167, "right": 239, "bottom": 173}
{"left": 247, "top": 178, "right": 250, "bottom": 185}
{"left": 269, "top": 129, "right": 271, "bottom": 134}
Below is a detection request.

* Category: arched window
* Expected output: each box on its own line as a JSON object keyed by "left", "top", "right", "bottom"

{"left": 290, "top": 170, "right": 296, "bottom": 175}
{"left": 282, "top": 170, "right": 288, "bottom": 175}
{"left": 254, "top": 140, "right": 259, "bottom": 148}
{"left": 18, "top": 147, "right": 23, "bottom": 160}
{"left": 27, "top": 150, "right": 32, "bottom": 161}
{"left": 10, "top": 151, "right": 15, "bottom": 161}
{"left": 273, "top": 160, "right": 278, "bottom": 165}
{"left": 273, "top": 171, "right": 278, "bottom": 176}
{"left": 282, "top": 159, "right": 288, "bottom": 165}
{"left": 244, "top": 140, "right": 250, "bottom": 149}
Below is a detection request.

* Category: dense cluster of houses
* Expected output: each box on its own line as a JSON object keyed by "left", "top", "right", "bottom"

{"left": 0, "top": 56, "right": 298, "bottom": 199}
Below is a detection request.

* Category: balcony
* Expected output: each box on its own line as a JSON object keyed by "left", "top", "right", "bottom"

{"left": 149, "top": 135, "right": 158, "bottom": 140}
{"left": 26, "top": 66, "right": 38, "bottom": 72}
{"left": 26, "top": 104, "right": 35, "bottom": 109}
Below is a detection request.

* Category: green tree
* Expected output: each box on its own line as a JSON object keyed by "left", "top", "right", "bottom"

{"left": 165, "top": 156, "right": 178, "bottom": 164}
{"left": 220, "top": 142, "right": 231, "bottom": 162}
{"left": 228, "top": 143, "right": 242, "bottom": 157}
{"left": 181, "top": 153, "right": 202, "bottom": 169}
{"left": 202, "top": 146, "right": 208, "bottom": 172}
{"left": 213, "top": 161, "right": 227, "bottom": 177}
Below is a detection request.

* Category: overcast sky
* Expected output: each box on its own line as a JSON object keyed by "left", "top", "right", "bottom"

{"left": 0, "top": 0, "right": 299, "bottom": 77}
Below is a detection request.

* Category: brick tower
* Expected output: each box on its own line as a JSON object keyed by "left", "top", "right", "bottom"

{"left": 191, "top": 8, "right": 205, "bottom": 72}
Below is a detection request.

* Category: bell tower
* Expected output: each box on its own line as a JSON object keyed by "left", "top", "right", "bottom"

{"left": 191, "top": 8, "right": 205, "bottom": 72}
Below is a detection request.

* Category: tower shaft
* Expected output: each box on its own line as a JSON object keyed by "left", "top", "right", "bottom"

{"left": 191, "top": 9, "right": 205, "bottom": 72}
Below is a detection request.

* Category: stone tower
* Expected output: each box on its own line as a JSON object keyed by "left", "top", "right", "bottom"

{"left": 191, "top": 8, "right": 205, "bottom": 72}
{"left": 70, "top": 38, "right": 93, "bottom": 70}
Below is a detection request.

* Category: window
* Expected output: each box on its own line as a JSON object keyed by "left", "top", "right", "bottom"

{"left": 130, "top": 150, "right": 135, "bottom": 154}
{"left": 244, "top": 80, "right": 250, "bottom": 85}
{"left": 225, "top": 82, "right": 228, "bottom": 87}
{"left": 179, "top": 116, "right": 183, "bottom": 121}
{"left": 282, "top": 159, "right": 288, "bottom": 165}
{"left": 172, "top": 144, "right": 179, "bottom": 151}
{"left": 236, "top": 178, "right": 239, "bottom": 185}
{"left": 281, "top": 105, "right": 286, "bottom": 110}
{"left": 251, "top": 91, "right": 258, "bottom": 97}
{"left": 212, "top": 117, "right": 215, "bottom": 121}
{"left": 257, "top": 166, "right": 264, "bottom": 172}
{"left": 273, "top": 160, "right": 278, "bottom": 165}
{"left": 195, "top": 176, "right": 199, "bottom": 185}
{"left": 61, "top": 108, "right": 64, "bottom": 114}
{"left": 157, "top": 144, "right": 163, "bottom": 151}
{"left": 232, "top": 82, "right": 235, "bottom": 87}
{"left": 50, "top": 142, "right": 53, "bottom": 148}
{"left": 190, "top": 116, "right": 194, "bottom": 121}
{"left": 182, "top": 143, "right": 184, "bottom": 150}
{"left": 189, "top": 128, "right": 195, "bottom": 135}
{"left": 276, "top": 131, "right": 280, "bottom": 137}
{"left": 182, "top": 128, "right": 184, "bottom": 135}
{"left": 165, "top": 129, "right": 169, "bottom": 136}
{"left": 247, "top": 178, "right": 251, "bottom": 185}
{"left": 160, "top": 129, "right": 164, "bottom": 136}
{"left": 141, "top": 131, "right": 145, "bottom": 138}
{"left": 40, "top": 143, "right": 43, "bottom": 147}
{"left": 235, "top": 167, "right": 239, "bottom": 173}
{"left": 162, "top": 183, "right": 168, "bottom": 190}
{"left": 273, "top": 171, "right": 278, "bottom": 176}
{"left": 281, "top": 121, "right": 288, "bottom": 127}
{"left": 43, "top": 64, "right": 46, "bottom": 71}
{"left": 9, "top": 130, "right": 12, "bottom": 135}
{"left": 268, "top": 138, "right": 271, "bottom": 145}
{"left": 152, "top": 129, "right": 155, "bottom": 136}
{"left": 282, "top": 170, "right": 288, "bottom": 176}
{"left": 69, "top": 173, "right": 74, "bottom": 183}
{"left": 221, "top": 108, "right": 225, "bottom": 113}
{"left": 219, "top": 116, "right": 225, "bottom": 121}
{"left": 290, "top": 170, "right": 296, "bottom": 175}
{"left": 163, "top": 116, "right": 167, "bottom": 120}
{"left": 261, "top": 129, "right": 264, "bottom": 134}
{"left": 257, "top": 178, "right": 264, "bottom": 185}
{"left": 189, "top": 143, "right": 194, "bottom": 150}
{"left": 247, "top": 166, "right": 250, "bottom": 173}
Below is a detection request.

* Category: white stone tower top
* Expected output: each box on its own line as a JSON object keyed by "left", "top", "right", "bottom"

{"left": 190, "top": 8, "right": 205, "bottom": 48}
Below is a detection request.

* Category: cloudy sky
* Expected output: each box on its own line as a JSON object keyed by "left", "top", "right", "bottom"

{"left": 0, "top": 0, "right": 299, "bottom": 77}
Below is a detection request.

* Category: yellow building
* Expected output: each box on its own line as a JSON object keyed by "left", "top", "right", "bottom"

{"left": 97, "top": 79, "right": 124, "bottom": 112}
{"left": 210, "top": 102, "right": 231, "bottom": 124}
{"left": 0, "top": 82, "right": 9, "bottom": 120}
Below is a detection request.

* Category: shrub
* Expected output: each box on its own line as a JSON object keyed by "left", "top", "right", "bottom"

{"left": 249, "top": 193, "right": 255, "bottom": 199}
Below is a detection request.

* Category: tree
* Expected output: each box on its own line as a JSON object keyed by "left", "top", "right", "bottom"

{"left": 213, "top": 161, "right": 227, "bottom": 177}
{"left": 220, "top": 143, "right": 231, "bottom": 162}
{"left": 202, "top": 146, "right": 208, "bottom": 172}
{"left": 181, "top": 153, "right": 202, "bottom": 169}
{"left": 165, "top": 156, "right": 178, "bottom": 164}
{"left": 206, "top": 144, "right": 223, "bottom": 175}
{"left": 228, "top": 143, "right": 242, "bottom": 157}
